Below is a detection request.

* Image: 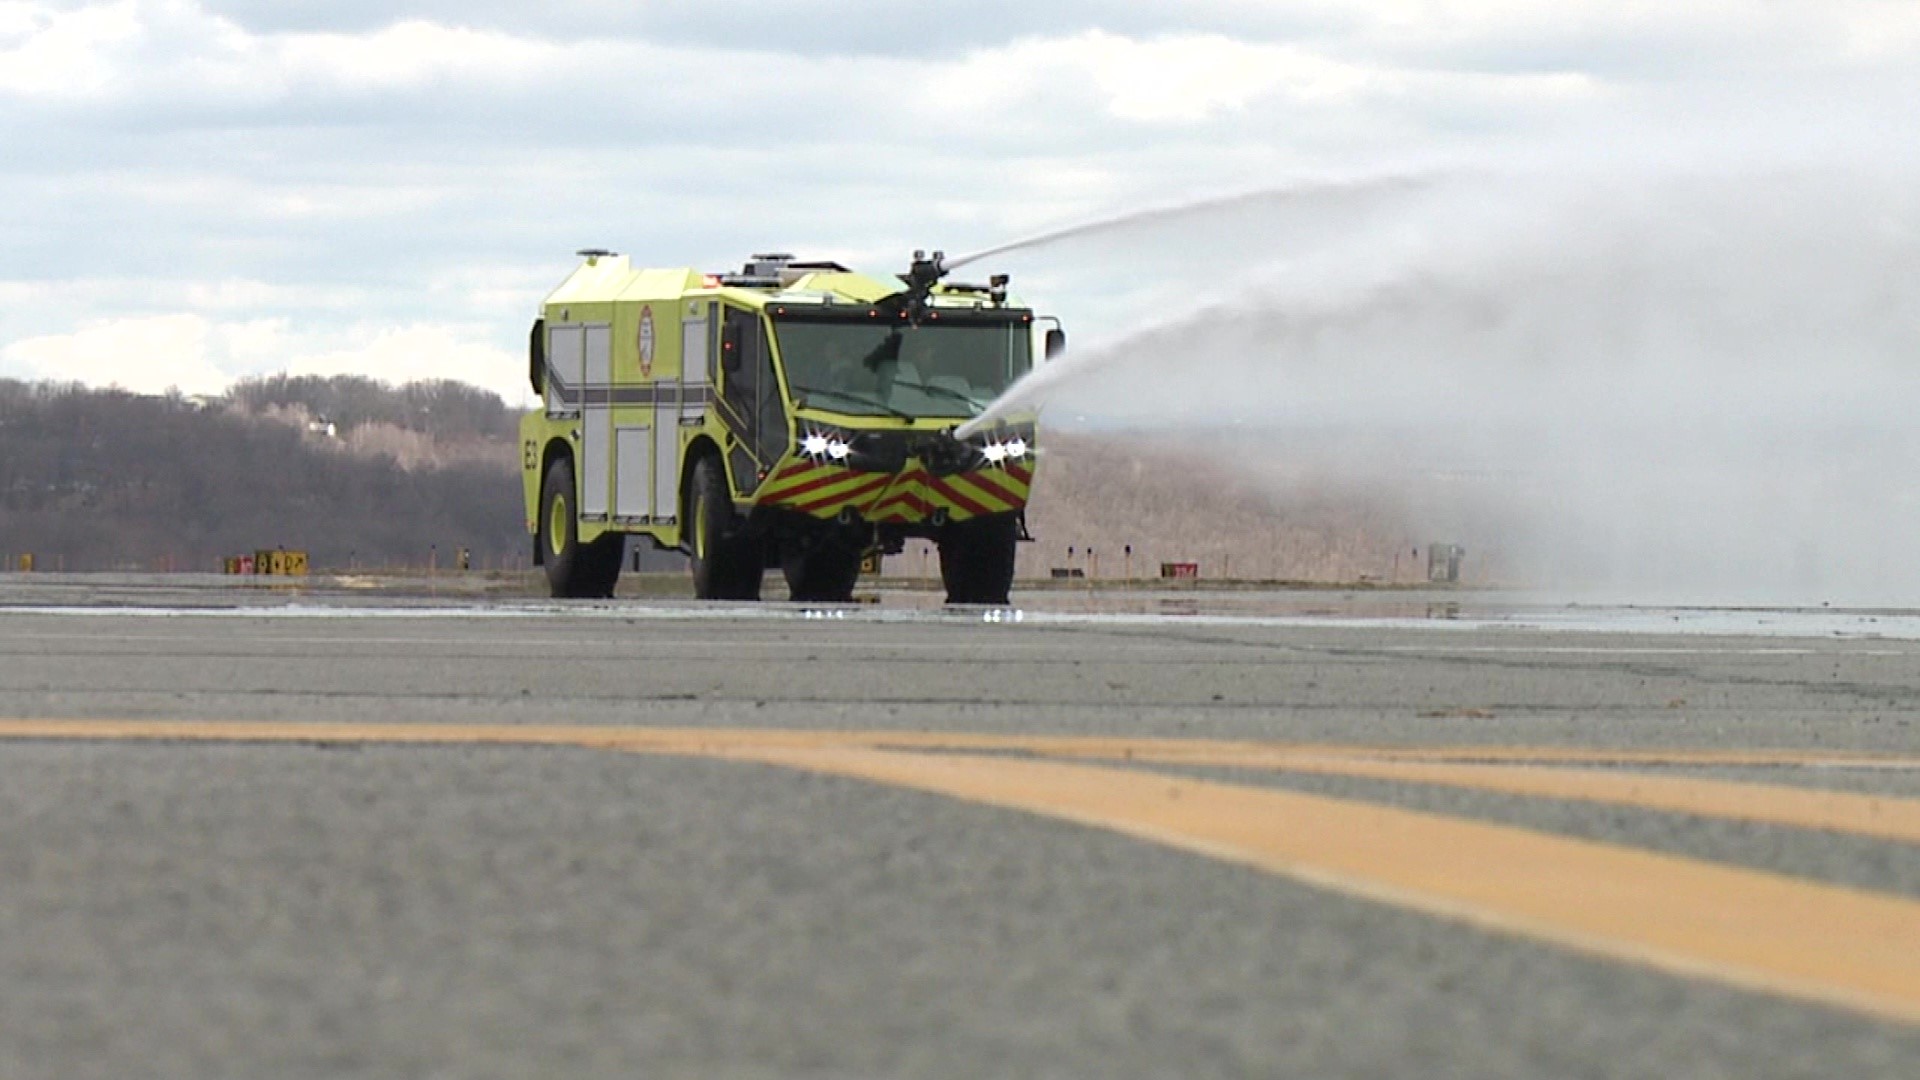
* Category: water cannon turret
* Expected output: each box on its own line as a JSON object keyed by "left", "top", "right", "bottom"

{"left": 884, "top": 248, "right": 952, "bottom": 325}
{"left": 904, "top": 249, "right": 947, "bottom": 294}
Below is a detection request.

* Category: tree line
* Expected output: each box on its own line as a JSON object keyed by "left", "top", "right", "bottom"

{"left": 227, "top": 374, "right": 519, "bottom": 441}
{"left": 0, "top": 378, "right": 527, "bottom": 572}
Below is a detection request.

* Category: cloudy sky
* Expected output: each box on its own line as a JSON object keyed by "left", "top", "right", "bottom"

{"left": 3, "top": 1, "right": 1917, "bottom": 405}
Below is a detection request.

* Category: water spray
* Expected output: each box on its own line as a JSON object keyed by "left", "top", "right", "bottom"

{"left": 941, "top": 171, "right": 1440, "bottom": 274}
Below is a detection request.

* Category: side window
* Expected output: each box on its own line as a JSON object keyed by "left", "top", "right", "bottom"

{"left": 720, "top": 307, "right": 760, "bottom": 435}
{"left": 754, "top": 319, "right": 789, "bottom": 466}
{"left": 719, "top": 307, "right": 790, "bottom": 490}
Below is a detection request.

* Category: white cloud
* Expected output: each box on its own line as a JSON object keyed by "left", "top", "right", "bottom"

{"left": 285, "top": 325, "right": 524, "bottom": 403}
{"left": 3, "top": 2, "right": 1918, "bottom": 409}
{"left": 1, "top": 313, "right": 239, "bottom": 394}
{"left": 933, "top": 29, "right": 1603, "bottom": 130}
{"left": 0, "top": 0, "right": 140, "bottom": 98}
{"left": 939, "top": 31, "right": 1367, "bottom": 122}
{"left": 0, "top": 1, "right": 583, "bottom": 107}
{"left": 275, "top": 19, "right": 560, "bottom": 89}
{"left": 0, "top": 312, "right": 528, "bottom": 403}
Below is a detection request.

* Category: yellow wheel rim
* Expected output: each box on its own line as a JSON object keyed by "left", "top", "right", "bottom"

{"left": 693, "top": 492, "right": 708, "bottom": 560}
{"left": 548, "top": 489, "right": 568, "bottom": 558}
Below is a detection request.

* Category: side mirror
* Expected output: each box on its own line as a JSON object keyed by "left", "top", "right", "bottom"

{"left": 1044, "top": 327, "right": 1066, "bottom": 361}
{"left": 721, "top": 323, "right": 742, "bottom": 374}
{"left": 528, "top": 319, "right": 546, "bottom": 394}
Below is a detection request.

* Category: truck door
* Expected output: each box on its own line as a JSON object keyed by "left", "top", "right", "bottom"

{"left": 718, "top": 307, "right": 790, "bottom": 496}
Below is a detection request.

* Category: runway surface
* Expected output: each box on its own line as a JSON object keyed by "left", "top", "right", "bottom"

{"left": 1, "top": 577, "right": 1917, "bottom": 1078}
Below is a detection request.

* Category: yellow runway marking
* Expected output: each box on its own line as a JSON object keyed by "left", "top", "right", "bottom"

{"left": 3, "top": 721, "right": 1918, "bottom": 841}
{"left": 698, "top": 743, "right": 1920, "bottom": 1027}
{"left": 1331, "top": 745, "right": 1920, "bottom": 769}
{"left": 1064, "top": 749, "right": 1920, "bottom": 846}
{"left": 5, "top": 719, "right": 1920, "bottom": 1024}
{"left": 3, "top": 719, "right": 1918, "bottom": 770}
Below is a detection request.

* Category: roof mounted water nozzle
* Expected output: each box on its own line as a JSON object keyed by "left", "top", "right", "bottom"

{"left": 905, "top": 250, "right": 947, "bottom": 293}
{"left": 885, "top": 248, "right": 950, "bottom": 325}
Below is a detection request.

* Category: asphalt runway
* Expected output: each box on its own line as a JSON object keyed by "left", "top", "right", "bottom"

{"left": 1, "top": 577, "right": 1918, "bottom": 1078}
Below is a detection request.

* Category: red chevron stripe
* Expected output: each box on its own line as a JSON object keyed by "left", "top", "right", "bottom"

{"left": 793, "top": 474, "right": 891, "bottom": 515}
{"left": 871, "top": 489, "right": 930, "bottom": 518}
{"left": 928, "top": 477, "right": 991, "bottom": 517}
{"left": 770, "top": 460, "right": 817, "bottom": 483}
{"left": 767, "top": 467, "right": 867, "bottom": 504}
{"left": 962, "top": 469, "right": 1023, "bottom": 508}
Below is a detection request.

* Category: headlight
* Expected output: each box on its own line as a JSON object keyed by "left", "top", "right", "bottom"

{"left": 800, "top": 428, "right": 853, "bottom": 464}
{"left": 978, "top": 436, "right": 1030, "bottom": 466}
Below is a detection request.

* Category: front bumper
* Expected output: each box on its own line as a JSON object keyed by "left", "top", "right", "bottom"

{"left": 755, "top": 427, "right": 1035, "bottom": 523}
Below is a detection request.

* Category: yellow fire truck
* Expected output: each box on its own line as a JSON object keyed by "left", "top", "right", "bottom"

{"left": 520, "top": 250, "right": 1062, "bottom": 603}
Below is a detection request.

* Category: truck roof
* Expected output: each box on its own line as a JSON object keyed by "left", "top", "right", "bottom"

{"left": 542, "top": 253, "right": 1025, "bottom": 314}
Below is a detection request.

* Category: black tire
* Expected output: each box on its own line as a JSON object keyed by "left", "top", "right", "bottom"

{"left": 781, "top": 541, "right": 862, "bottom": 603}
{"left": 688, "top": 455, "right": 763, "bottom": 600}
{"left": 541, "top": 458, "right": 623, "bottom": 599}
{"left": 537, "top": 457, "right": 595, "bottom": 595}
{"left": 581, "top": 531, "right": 625, "bottom": 598}
{"left": 938, "top": 512, "right": 1019, "bottom": 604}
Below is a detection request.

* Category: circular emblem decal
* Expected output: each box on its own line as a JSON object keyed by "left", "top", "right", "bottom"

{"left": 638, "top": 306, "right": 656, "bottom": 378}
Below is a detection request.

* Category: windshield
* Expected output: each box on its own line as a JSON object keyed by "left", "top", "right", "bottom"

{"left": 773, "top": 317, "right": 1032, "bottom": 419}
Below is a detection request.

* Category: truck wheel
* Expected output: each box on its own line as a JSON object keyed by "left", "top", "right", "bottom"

{"left": 688, "top": 455, "right": 763, "bottom": 600}
{"left": 542, "top": 458, "right": 608, "bottom": 598}
{"left": 781, "top": 542, "right": 862, "bottom": 603}
{"left": 580, "top": 531, "right": 624, "bottom": 598}
{"left": 541, "top": 457, "right": 583, "bottom": 595}
{"left": 938, "top": 513, "right": 1018, "bottom": 605}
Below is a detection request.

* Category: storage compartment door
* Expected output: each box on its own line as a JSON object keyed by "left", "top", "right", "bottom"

{"left": 615, "top": 427, "right": 651, "bottom": 519}
{"left": 579, "top": 324, "right": 613, "bottom": 517}
{"left": 653, "top": 407, "right": 678, "bottom": 520}
{"left": 581, "top": 409, "right": 611, "bottom": 517}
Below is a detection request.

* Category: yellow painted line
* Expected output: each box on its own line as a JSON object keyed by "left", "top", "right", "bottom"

{"left": 9, "top": 719, "right": 1912, "bottom": 841}
{"left": 4, "top": 720, "right": 1918, "bottom": 771}
{"left": 1331, "top": 745, "right": 1920, "bottom": 769}
{"left": 690, "top": 743, "right": 1920, "bottom": 1027}
{"left": 1080, "top": 749, "right": 1920, "bottom": 846}
{"left": 3, "top": 719, "right": 1920, "bottom": 1022}
{"left": 5, "top": 719, "right": 1919, "bottom": 770}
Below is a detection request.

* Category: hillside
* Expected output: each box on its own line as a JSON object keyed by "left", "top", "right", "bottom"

{"left": 0, "top": 377, "right": 1437, "bottom": 583}
{"left": 886, "top": 432, "right": 1431, "bottom": 585}
{"left": 0, "top": 379, "right": 523, "bottom": 572}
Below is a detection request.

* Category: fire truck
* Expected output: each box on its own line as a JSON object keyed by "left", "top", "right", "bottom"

{"left": 520, "top": 250, "right": 1062, "bottom": 603}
